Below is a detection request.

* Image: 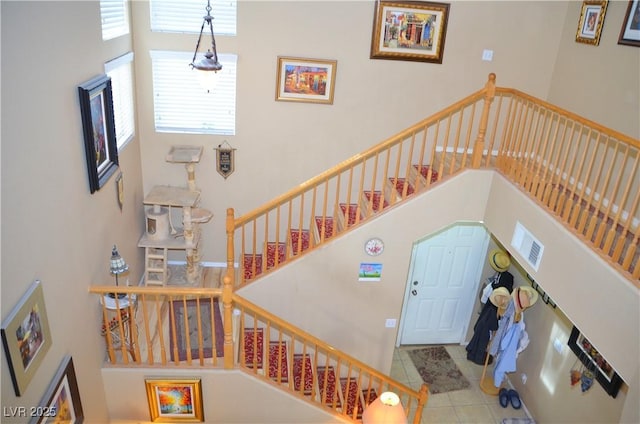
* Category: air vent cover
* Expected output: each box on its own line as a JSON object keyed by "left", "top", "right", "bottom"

{"left": 511, "top": 221, "right": 544, "bottom": 271}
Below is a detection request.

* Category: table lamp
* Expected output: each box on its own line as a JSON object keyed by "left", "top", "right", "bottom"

{"left": 109, "top": 245, "right": 128, "bottom": 299}
{"left": 362, "top": 391, "right": 407, "bottom": 424}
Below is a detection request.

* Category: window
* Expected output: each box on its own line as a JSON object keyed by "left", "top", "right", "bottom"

{"left": 150, "top": 0, "right": 237, "bottom": 36}
{"left": 100, "top": 0, "right": 130, "bottom": 40}
{"left": 105, "top": 52, "right": 135, "bottom": 148}
{"left": 151, "top": 51, "right": 236, "bottom": 135}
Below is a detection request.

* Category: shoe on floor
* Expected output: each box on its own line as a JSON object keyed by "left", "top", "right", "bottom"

{"left": 508, "top": 389, "right": 522, "bottom": 409}
{"left": 498, "top": 388, "right": 509, "bottom": 408}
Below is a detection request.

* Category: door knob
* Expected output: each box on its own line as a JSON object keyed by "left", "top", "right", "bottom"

{"left": 411, "top": 289, "right": 418, "bottom": 296}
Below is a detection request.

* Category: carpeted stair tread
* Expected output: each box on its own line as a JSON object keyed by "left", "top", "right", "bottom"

{"left": 390, "top": 177, "right": 416, "bottom": 196}
{"left": 362, "top": 388, "right": 378, "bottom": 405}
{"left": 340, "top": 377, "right": 364, "bottom": 418}
{"left": 242, "top": 328, "right": 264, "bottom": 369}
{"left": 317, "top": 365, "right": 341, "bottom": 407}
{"left": 293, "top": 353, "right": 314, "bottom": 395}
{"left": 268, "top": 341, "right": 289, "bottom": 383}
{"left": 243, "top": 254, "right": 263, "bottom": 280}
{"left": 315, "top": 217, "right": 335, "bottom": 240}
{"left": 266, "top": 242, "right": 287, "bottom": 268}
{"left": 339, "top": 203, "right": 362, "bottom": 227}
{"left": 414, "top": 164, "right": 439, "bottom": 183}
{"left": 364, "top": 190, "right": 389, "bottom": 212}
{"left": 289, "top": 229, "right": 310, "bottom": 255}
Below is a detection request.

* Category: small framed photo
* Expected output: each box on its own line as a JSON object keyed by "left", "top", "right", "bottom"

{"left": 30, "top": 356, "right": 84, "bottom": 424}
{"left": 575, "top": 1, "right": 609, "bottom": 45}
{"left": 145, "top": 378, "right": 204, "bottom": 422}
{"left": 275, "top": 56, "right": 337, "bottom": 104}
{"left": 78, "top": 74, "right": 119, "bottom": 194}
{"left": 370, "top": 0, "right": 450, "bottom": 64}
{"left": 618, "top": 0, "right": 640, "bottom": 47}
{"left": 1, "top": 280, "right": 52, "bottom": 396}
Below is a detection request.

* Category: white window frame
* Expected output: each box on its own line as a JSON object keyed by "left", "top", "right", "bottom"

{"left": 100, "top": 0, "right": 130, "bottom": 40}
{"left": 105, "top": 52, "right": 136, "bottom": 149}
{"left": 150, "top": 50, "right": 236, "bottom": 135}
{"left": 150, "top": 0, "right": 237, "bottom": 36}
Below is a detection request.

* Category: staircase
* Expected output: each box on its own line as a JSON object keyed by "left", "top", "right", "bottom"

{"left": 228, "top": 74, "right": 639, "bottom": 287}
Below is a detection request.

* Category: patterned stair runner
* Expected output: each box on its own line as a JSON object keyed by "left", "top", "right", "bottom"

{"left": 243, "top": 254, "right": 263, "bottom": 280}
{"left": 339, "top": 203, "right": 362, "bottom": 227}
{"left": 390, "top": 177, "right": 415, "bottom": 196}
{"left": 293, "top": 354, "right": 314, "bottom": 395}
{"left": 315, "top": 217, "right": 335, "bottom": 240}
{"left": 364, "top": 190, "right": 389, "bottom": 212}
{"left": 317, "top": 366, "right": 341, "bottom": 407}
{"left": 289, "top": 229, "right": 310, "bottom": 255}
{"left": 242, "top": 328, "right": 264, "bottom": 369}
{"left": 340, "top": 377, "right": 364, "bottom": 419}
{"left": 414, "top": 164, "right": 439, "bottom": 183}
{"left": 268, "top": 341, "right": 289, "bottom": 383}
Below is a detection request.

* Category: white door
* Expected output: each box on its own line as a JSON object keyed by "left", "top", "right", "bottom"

{"left": 399, "top": 224, "right": 488, "bottom": 345}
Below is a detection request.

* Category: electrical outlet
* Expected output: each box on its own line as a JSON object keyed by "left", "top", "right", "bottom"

{"left": 385, "top": 318, "right": 397, "bottom": 328}
{"left": 482, "top": 49, "right": 494, "bottom": 61}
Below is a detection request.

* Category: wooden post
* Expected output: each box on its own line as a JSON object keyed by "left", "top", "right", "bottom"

{"left": 223, "top": 208, "right": 236, "bottom": 368}
{"left": 471, "top": 73, "right": 497, "bottom": 168}
{"left": 413, "top": 383, "right": 429, "bottom": 424}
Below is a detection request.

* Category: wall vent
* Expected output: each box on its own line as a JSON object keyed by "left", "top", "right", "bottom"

{"left": 511, "top": 221, "right": 544, "bottom": 271}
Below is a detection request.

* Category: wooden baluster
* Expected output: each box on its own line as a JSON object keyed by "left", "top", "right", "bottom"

{"left": 594, "top": 146, "right": 628, "bottom": 247}
{"left": 557, "top": 125, "right": 585, "bottom": 218}
{"left": 536, "top": 111, "right": 561, "bottom": 202}
{"left": 472, "top": 73, "right": 496, "bottom": 168}
{"left": 155, "top": 295, "right": 167, "bottom": 365}
{"left": 550, "top": 121, "right": 578, "bottom": 212}
{"left": 604, "top": 152, "right": 638, "bottom": 255}
{"left": 530, "top": 110, "right": 555, "bottom": 198}
{"left": 570, "top": 132, "right": 602, "bottom": 228}
{"left": 412, "top": 383, "right": 429, "bottom": 424}
{"left": 614, "top": 187, "right": 640, "bottom": 266}
{"left": 518, "top": 104, "right": 542, "bottom": 188}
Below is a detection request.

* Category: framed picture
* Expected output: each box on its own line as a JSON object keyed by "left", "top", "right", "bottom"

{"left": 78, "top": 74, "right": 119, "bottom": 194}
{"left": 575, "top": 1, "right": 608, "bottom": 45}
{"left": 145, "top": 378, "right": 204, "bottom": 422}
{"left": 568, "top": 326, "right": 624, "bottom": 398}
{"left": 1, "top": 280, "right": 52, "bottom": 396}
{"left": 30, "top": 356, "right": 84, "bottom": 424}
{"left": 618, "top": 0, "right": 640, "bottom": 47}
{"left": 275, "top": 56, "right": 337, "bottom": 104}
{"left": 370, "top": 0, "right": 450, "bottom": 64}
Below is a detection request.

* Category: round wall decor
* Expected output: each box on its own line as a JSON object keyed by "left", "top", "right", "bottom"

{"left": 365, "top": 237, "right": 384, "bottom": 256}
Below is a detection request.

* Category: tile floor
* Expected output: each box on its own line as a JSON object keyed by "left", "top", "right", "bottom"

{"left": 391, "top": 345, "right": 534, "bottom": 424}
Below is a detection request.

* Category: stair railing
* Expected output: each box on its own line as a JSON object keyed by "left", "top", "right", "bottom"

{"left": 227, "top": 73, "right": 639, "bottom": 285}
{"left": 233, "top": 293, "right": 428, "bottom": 423}
{"left": 89, "top": 279, "right": 429, "bottom": 423}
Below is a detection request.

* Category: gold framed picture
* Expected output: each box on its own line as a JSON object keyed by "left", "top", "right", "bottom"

{"left": 575, "top": 1, "right": 608, "bottom": 45}
{"left": 275, "top": 56, "right": 337, "bottom": 105}
{"left": 370, "top": 0, "right": 450, "bottom": 64}
{"left": 145, "top": 378, "right": 204, "bottom": 422}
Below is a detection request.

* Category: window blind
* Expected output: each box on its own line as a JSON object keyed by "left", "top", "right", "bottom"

{"left": 150, "top": 50, "right": 236, "bottom": 135}
{"left": 150, "top": 0, "right": 237, "bottom": 36}
{"left": 100, "top": 0, "right": 130, "bottom": 40}
{"left": 105, "top": 52, "right": 136, "bottom": 148}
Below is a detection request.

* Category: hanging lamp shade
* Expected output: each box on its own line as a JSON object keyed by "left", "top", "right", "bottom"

{"left": 190, "top": 0, "right": 222, "bottom": 92}
{"left": 361, "top": 391, "right": 407, "bottom": 424}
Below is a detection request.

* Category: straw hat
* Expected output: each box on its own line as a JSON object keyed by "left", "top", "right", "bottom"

{"left": 489, "top": 249, "right": 511, "bottom": 272}
{"left": 513, "top": 286, "right": 539, "bottom": 313}
{"left": 489, "top": 287, "right": 511, "bottom": 312}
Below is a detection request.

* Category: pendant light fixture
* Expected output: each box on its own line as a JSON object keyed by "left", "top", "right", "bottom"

{"left": 190, "top": 0, "right": 222, "bottom": 92}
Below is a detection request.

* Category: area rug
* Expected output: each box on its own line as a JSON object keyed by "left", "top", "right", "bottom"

{"left": 407, "top": 346, "right": 470, "bottom": 394}
{"left": 170, "top": 298, "right": 224, "bottom": 361}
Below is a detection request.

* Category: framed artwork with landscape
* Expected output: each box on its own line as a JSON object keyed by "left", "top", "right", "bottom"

{"left": 575, "top": 1, "right": 608, "bottom": 46}
{"left": 618, "top": 0, "right": 640, "bottom": 47}
{"left": 78, "top": 74, "right": 119, "bottom": 194}
{"left": 30, "top": 356, "right": 84, "bottom": 424}
{"left": 145, "top": 378, "right": 204, "bottom": 422}
{"left": 275, "top": 56, "right": 337, "bottom": 104}
{"left": 1, "top": 280, "right": 52, "bottom": 396}
{"left": 370, "top": 0, "right": 450, "bottom": 64}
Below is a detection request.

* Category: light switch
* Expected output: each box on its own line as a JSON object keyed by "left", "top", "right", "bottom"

{"left": 385, "top": 318, "right": 397, "bottom": 328}
{"left": 482, "top": 49, "right": 494, "bottom": 61}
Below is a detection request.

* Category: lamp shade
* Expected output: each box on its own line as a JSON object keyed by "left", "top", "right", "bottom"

{"left": 362, "top": 392, "right": 407, "bottom": 424}
{"left": 109, "top": 245, "right": 128, "bottom": 275}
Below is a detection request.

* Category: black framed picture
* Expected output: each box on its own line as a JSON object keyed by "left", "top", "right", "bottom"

{"left": 78, "top": 74, "right": 119, "bottom": 194}
{"left": 568, "top": 326, "right": 624, "bottom": 397}
{"left": 30, "top": 355, "right": 84, "bottom": 423}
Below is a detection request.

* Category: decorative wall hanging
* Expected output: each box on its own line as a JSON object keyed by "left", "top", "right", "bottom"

{"left": 145, "top": 378, "right": 204, "bottom": 422}
{"left": 567, "top": 326, "right": 623, "bottom": 397}
{"left": 30, "top": 355, "right": 84, "bottom": 424}
{"left": 214, "top": 141, "right": 236, "bottom": 179}
{"left": 78, "top": 74, "right": 119, "bottom": 194}
{"left": 575, "top": 1, "right": 608, "bottom": 45}
{"left": 115, "top": 172, "right": 124, "bottom": 210}
{"left": 370, "top": 1, "right": 450, "bottom": 64}
{"left": 1, "top": 280, "right": 52, "bottom": 396}
{"left": 358, "top": 263, "right": 383, "bottom": 282}
{"left": 275, "top": 56, "right": 337, "bottom": 104}
{"left": 618, "top": 0, "right": 640, "bottom": 47}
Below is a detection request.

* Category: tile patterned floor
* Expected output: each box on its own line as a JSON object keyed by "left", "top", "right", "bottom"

{"left": 392, "top": 345, "right": 534, "bottom": 424}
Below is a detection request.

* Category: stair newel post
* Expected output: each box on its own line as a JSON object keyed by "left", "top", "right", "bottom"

{"left": 223, "top": 208, "right": 236, "bottom": 369}
{"left": 413, "top": 383, "right": 429, "bottom": 424}
{"left": 471, "top": 73, "right": 497, "bottom": 169}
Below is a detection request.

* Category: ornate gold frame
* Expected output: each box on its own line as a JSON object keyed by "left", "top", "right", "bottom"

{"left": 275, "top": 56, "right": 337, "bottom": 105}
{"left": 145, "top": 378, "right": 204, "bottom": 422}
{"left": 575, "top": 1, "right": 608, "bottom": 46}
